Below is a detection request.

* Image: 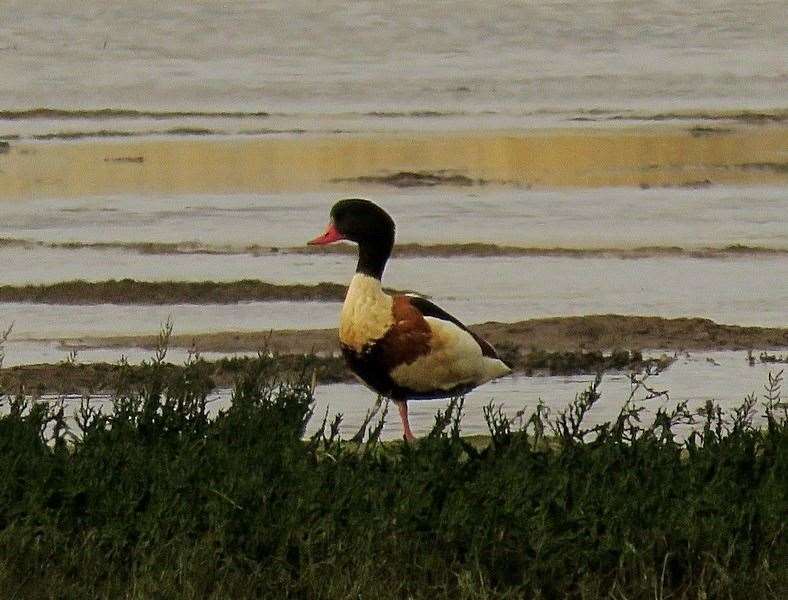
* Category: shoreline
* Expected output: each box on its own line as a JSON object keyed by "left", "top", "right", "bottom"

{"left": 3, "top": 238, "right": 788, "bottom": 258}
{"left": 0, "top": 351, "right": 668, "bottom": 393}
{"left": 1, "top": 124, "right": 786, "bottom": 199}
{"left": 2, "top": 107, "right": 786, "bottom": 121}
{"left": 3, "top": 312, "right": 787, "bottom": 394}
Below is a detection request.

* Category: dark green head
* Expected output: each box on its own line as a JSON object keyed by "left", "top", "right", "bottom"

{"left": 308, "top": 198, "right": 396, "bottom": 279}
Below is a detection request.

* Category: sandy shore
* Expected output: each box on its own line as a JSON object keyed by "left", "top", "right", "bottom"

{"left": 1, "top": 125, "right": 786, "bottom": 200}
{"left": 60, "top": 315, "right": 788, "bottom": 355}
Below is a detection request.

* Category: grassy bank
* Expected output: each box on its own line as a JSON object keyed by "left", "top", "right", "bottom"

{"left": 0, "top": 354, "right": 785, "bottom": 599}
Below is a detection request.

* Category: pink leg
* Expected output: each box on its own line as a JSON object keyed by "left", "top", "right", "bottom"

{"left": 395, "top": 400, "right": 415, "bottom": 442}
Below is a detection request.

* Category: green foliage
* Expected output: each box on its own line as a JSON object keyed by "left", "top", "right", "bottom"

{"left": 0, "top": 356, "right": 785, "bottom": 599}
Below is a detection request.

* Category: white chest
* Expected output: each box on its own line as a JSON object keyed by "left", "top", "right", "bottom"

{"left": 339, "top": 274, "right": 394, "bottom": 352}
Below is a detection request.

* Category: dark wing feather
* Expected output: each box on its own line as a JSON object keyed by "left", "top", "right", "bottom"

{"left": 404, "top": 294, "right": 501, "bottom": 359}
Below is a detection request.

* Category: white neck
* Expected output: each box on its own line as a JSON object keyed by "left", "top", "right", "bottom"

{"left": 339, "top": 273, "right": 394, "bottom": 351}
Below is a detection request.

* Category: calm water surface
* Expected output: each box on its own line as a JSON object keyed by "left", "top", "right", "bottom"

{"left": 0, "top": 1, "right": 784, "bottom": 122}
{"left": 0, "top": 187, "right": 785, "bottom": 338}
{"left": 1, "top": 187, "right": 785, "bottom": 249}
{"left": 0, "top": 252, "right": 785, "bottom": 337}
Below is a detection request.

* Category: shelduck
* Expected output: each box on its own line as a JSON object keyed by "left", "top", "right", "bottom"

{"left": 308, "top": 198, "right": 511, "bottom": 441}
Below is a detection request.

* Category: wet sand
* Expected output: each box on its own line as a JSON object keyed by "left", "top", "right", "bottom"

{"left": 1, "top": 125, "right": 786, "bottom": 200}
{"left": 61, "top": 315, "right": 788, "bottom": 355}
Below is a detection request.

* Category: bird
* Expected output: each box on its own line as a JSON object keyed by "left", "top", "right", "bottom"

{"left": 308, "top": 198, "right": 511, "bottom": 441}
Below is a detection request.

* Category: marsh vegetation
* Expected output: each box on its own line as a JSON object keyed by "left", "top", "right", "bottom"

{"left": 0, "top": 339, "right": 784, "bottom": 598}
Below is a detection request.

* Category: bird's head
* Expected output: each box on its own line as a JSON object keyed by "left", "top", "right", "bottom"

{"left": 308, "top": 198, "right": 395, "bottom": 249}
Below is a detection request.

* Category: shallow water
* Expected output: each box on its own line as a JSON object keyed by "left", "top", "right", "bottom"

{"left": 0, "top": 302, "right": 338, "bottom": 341}
{"left": 306, "top": 351, "right": 780, "bottom": 439}
{"left": 1, "top": 187, "right": 786, "bottom": 249}
{"left": 0, "top": 1, "right": 784, "bottom": 122}
{"left": 14, "top": 351, "right": 782, "bottom": 441}
{"left": 0, "top": 183, "right": 785, "bottom": 347}
{"left": 1, "top": 340, "right": 253, "bottom": 368}
{"left": 0, "top": 250, "right": 786, "bottom": 339}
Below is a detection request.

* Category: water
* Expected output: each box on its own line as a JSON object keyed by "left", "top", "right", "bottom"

{"left": 0, "top": 249, "right": 785, "bottom": 343}
{"left": 306, "top": 350, "right": 780, "bottom": 439}
{"left": 1, "top": 187, "right": 786, "bottom": 249}
{"left": 0, "top": 1, "right": 784, "bottom": 429}
{"left": 0, "top": 187, "right": 785, "bottom": 339}
{"left": 1, "top": 1, "right": 785, "bottom": 126}
{"left": 0, "top": 301, "right": 338, "bottom": 341}
{"left": 16, "top": 351, "right": 782, "bottom": 441}
{"left": 1, "top": 340, "right": 252, "bottom": 368}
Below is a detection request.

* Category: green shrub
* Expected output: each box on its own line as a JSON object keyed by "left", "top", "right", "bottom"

{"left": 0, "top": 354, "right": 784, "bottom": 599}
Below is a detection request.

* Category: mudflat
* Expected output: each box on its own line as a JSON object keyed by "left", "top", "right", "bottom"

{"left": 60, "top": 315, "right": 788, "bottom": 355}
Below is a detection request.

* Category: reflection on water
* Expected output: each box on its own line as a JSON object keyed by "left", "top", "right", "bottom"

{"left": 2, "top": 130, "right": 786, "bottom": 199}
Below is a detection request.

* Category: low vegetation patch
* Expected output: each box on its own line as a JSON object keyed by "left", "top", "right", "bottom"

{"left": 0, "top": 341, "right": 784, "bottom": 598}
{"left": 736, "top": 161, "right": 788, "bottom": 174}
{"left": 608, "top": 109, "right": 788, "bottom": 123}
{"left": 31, "top": 130, "right": 135, "bottom": 140}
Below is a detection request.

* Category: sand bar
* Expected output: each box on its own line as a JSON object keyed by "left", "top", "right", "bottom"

{"left": 59, "top": 315, "right": 788, "bottom": 355}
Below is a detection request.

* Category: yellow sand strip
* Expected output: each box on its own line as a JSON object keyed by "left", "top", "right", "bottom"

{"left": 1, "top": 126, "right": 786, "bottom": 200}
